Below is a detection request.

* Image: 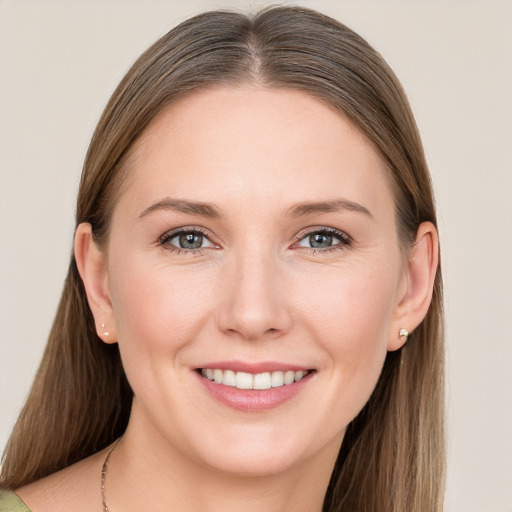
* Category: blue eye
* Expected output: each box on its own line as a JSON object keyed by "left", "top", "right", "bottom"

{"left": 175, "top": 232, "right": 204, "bottom": 249}
{"left": 296, "top": 228, "right": 350, "bottom": 251}
{"left": 160, "top": 230, "right": 215, "bottom": 251}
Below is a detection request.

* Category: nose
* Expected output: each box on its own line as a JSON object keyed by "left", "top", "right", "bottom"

{"left": 216, "top": 249, "right": 293, "bottom": 341}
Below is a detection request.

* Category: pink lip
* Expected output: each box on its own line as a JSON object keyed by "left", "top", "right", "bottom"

{"left": 194, "top": 366, "right": 315, "bottom": 413}
{"left": 196, "top": 360, "right": 310, "bottom": 373}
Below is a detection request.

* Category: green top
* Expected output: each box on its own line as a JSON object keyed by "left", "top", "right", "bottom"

{"left": 0, "top": 490, "right": 32, "bottom": 512}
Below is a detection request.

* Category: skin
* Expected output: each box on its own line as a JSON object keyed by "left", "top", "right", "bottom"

{"left": 17, "top": 87, "right": 438, "bottom": 512}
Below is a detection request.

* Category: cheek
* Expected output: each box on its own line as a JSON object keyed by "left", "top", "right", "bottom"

{"left": 296, "top": 262, "right": 398, "bottom": 413}
{"left": 108, "top": 255, "right": 215, "bottom": 361}
{"left": 299, "top": 260, "right": 397, "bottom": 344}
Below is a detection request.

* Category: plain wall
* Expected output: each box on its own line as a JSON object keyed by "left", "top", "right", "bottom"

{"left": 1, "top": 1, "right": 511, "bottom": 510}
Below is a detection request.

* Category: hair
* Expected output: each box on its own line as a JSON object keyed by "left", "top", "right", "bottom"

{"left": 1, "top": 6, "right": 444, "bottom": 511}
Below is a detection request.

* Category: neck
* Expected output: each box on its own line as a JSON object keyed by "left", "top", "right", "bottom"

{"left": 105, "top": 414, "right": 341, "bottom": 512}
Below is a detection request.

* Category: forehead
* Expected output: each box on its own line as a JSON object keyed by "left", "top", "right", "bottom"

{"left": 117, "top": 86, "right": 394, "bottom": 219}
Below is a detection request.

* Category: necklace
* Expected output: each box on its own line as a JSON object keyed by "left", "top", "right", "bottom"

{"left": 101, "top": 437, "right": 122, "bottom": 512}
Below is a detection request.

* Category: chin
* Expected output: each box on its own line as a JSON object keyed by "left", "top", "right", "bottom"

{"left": 184, "top": 422, "right": 344, "bottom": 479}
{"left": 198, "top": 444, "right": 310, "bottom": 478}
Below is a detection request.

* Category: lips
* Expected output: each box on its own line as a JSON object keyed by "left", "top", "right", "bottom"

{"left": 195, "top": 361, "right": 315, "bottom": 411}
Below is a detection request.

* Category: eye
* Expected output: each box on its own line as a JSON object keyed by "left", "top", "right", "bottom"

{"left": 295, "top": 228, "right": 351, "bottom": 251}
{"left": 159, "top": 229, "right": 215, "bottom": 251}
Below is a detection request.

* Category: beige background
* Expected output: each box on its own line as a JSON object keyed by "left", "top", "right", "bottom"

{"left": 1, "top": 1, "right": 511, "bottom": 510}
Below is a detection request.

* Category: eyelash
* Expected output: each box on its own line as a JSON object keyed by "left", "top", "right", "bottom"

{"left": 292, "top": 227, "right": 352, "bottom": 254}
{"left": 157, "top": 226, "right": 352, "bottom": 255}
{"left": 158, "top": 227, "right": 214, "bottom": 256}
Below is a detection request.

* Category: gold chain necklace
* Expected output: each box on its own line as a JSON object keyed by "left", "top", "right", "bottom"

{"left": 100, "top": 437, "right": 122, "bottom": 512}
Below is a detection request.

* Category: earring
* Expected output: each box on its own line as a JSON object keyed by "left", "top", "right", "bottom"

{"left": 399, "top": 328, "right": 409, "bottom": 340}
{"left": 101, "top": 322, "right": 110, "bottom": 337}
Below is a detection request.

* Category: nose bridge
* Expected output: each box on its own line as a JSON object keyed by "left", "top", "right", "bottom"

{"left": 216, "top": 243, "right": 292, "bottom": 340}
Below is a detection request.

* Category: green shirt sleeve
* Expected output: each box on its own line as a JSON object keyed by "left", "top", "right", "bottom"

{"left": 0, "top": 490, "right": 32, "bottom": 512}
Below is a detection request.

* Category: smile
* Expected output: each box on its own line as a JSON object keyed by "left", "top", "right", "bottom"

{"left": 199, "top": 368, "right": 310, "bottom": 389}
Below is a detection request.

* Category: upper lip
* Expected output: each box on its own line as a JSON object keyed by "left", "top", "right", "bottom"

{"left": 195, "top": 360, "right": 312, "bottom": 373}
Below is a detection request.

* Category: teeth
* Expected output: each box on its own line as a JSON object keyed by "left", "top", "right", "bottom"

{"left": 271, "top": 371, "right": 284, "bottom": 387}
{"left": 223, "top": 370, "right": 236, "bottom": 387}
{"left": 253, "top": 372, "right": 271, "bottom": 390}
{"left": 200, "top": 368, "right": 309, "bottom": 389}
{"left": 235, "top": 372, "right": 253, "bottom": 389}
{"left": 284, "top": 371, "right": 295, "bottom": 385}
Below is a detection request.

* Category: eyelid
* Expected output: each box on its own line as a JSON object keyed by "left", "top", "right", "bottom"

{"left": 291, "top": 226, "right": 352, "bottom": 251}
{"left": 156, "top": 225, "right": 351, "bottom": 255}
{"left": 157, "top": 226, "right": 219, "bottom": 252}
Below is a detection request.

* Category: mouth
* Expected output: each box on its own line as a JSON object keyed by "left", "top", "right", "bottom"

{"left": 194, "top": 361, "right": 316, "bottom": 411}
{"left": 197, "top": 368, "right": 313, "bottom": 390}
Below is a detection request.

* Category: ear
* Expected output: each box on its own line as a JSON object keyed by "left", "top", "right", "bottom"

{"left": 74, "top": 223, "right": 118, "bottom": 344}
{"left": 388, "top": 221, "right": 439, "bottom": 351}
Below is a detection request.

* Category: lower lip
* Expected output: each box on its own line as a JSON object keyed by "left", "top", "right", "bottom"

{"left": 195, "top": 371, "right": 314, "bottom": 412}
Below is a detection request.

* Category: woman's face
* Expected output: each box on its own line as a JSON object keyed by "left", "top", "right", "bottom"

{"left": 105, "top": 87, "right": 407, "bottom": 476}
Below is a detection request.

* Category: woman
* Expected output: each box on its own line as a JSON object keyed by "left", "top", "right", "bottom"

{"left": 0, "top": 6, "right": 444, "bottom": 512}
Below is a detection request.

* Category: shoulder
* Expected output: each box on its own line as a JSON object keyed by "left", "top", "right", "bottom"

{"left": 0, "top": 490, "right": 32, "bottom": 512}
{"left": 11, "top": 450, "right": 105, "bottom": 512}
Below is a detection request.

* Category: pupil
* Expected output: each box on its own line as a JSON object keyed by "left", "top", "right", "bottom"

{"left": 179, "top": 232, "right": 202, "bottom": 249}
{"left": 310, "top": 233, "right": 332, "bottom": 248}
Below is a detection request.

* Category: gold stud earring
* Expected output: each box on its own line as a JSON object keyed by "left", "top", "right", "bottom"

{"left": 101, "top": 322, "right": 110, "bottom": 337}
{"left": 399, "top": 328, "right": 409, "bottom": 340}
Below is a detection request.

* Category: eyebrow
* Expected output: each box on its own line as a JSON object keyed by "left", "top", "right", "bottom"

{"left": 138, "top": 198, "right": 222, "bottom": 219}
{"left": 286, "top": 199, "right": 373, "bottom": 218}
{"left": 138, "top": 197, "right": 372, "bottom": 220}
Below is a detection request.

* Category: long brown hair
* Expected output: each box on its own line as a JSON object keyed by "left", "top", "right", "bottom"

{"left": 1, "top": 6, "right": 444, "bottom": 511}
